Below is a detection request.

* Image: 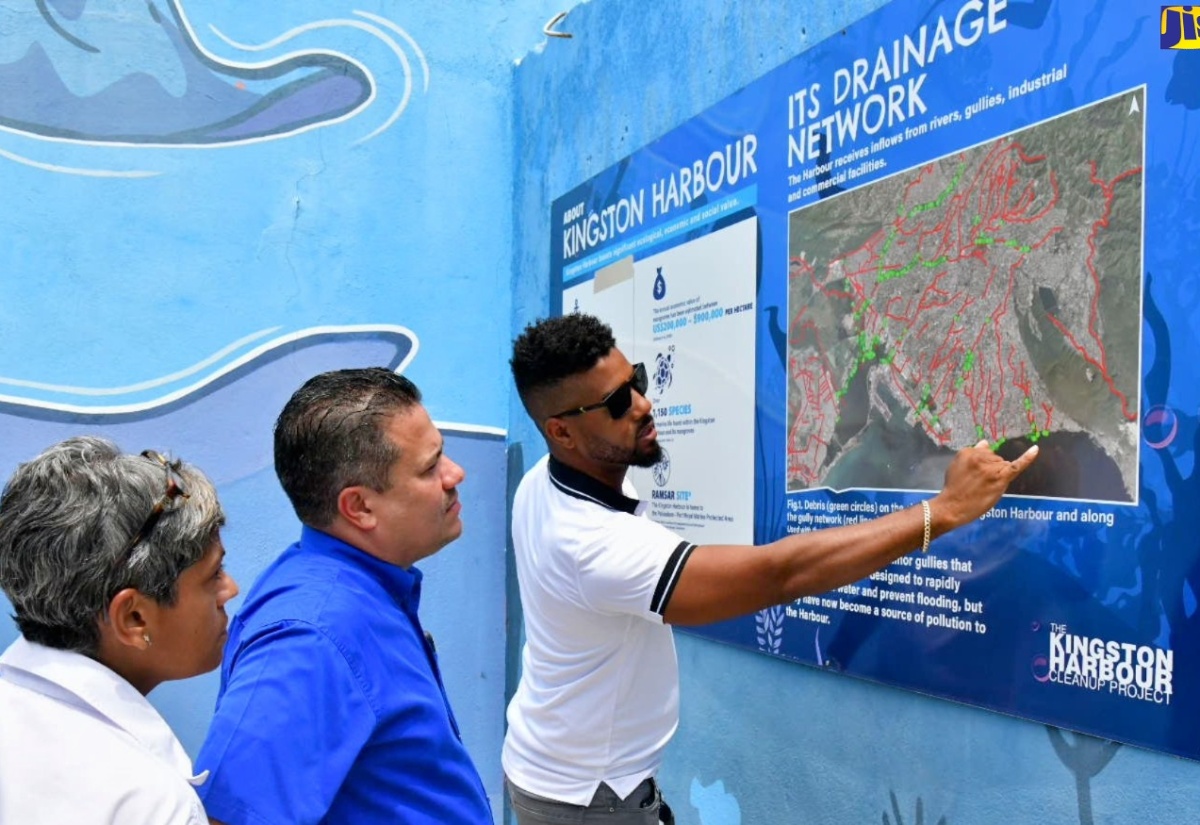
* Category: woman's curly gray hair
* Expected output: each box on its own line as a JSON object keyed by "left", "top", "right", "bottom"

{"left": 0, "top": 436, "right": 225, "bottom": 655}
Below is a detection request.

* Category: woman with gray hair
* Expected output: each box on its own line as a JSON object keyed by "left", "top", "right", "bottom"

{"left": 0, "top": 436, "right": 238, "bottom": 824}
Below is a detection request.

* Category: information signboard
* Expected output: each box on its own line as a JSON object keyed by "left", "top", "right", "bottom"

{"left": 549, "top": 1, "right": 1200, "bottom": 759}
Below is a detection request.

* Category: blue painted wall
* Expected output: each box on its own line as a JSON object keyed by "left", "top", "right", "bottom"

{"left": 4, "top": 2, "right": 1199, "bottom": 823}
{"left": 0, "top": 1, "right": 559, "bottom": 819}
{"left": 510, "top": 1, "right": 1200, "bottom": 822}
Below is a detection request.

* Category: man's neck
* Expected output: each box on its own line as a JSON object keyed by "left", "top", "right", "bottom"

{"left": 318, "top": 520, "right": 415, "bottom": 569}
{"left": 547, "top": 448, "right": 627, "bottom": 492}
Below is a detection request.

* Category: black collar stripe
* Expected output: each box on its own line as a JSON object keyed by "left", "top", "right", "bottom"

{"left": 547, "top": 456, "right": 639, "bottom": 515}
{"left": 548, "top": 474, "right": 614, "bottom": 510}
{"left": 650, "top": 541, "right": 697, "bottom": 616}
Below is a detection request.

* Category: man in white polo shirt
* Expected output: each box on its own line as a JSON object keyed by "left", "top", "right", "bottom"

{"left": 503, "top": 313, "right": 1038, "bottom": 824}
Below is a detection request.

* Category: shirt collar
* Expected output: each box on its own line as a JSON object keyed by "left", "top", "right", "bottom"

{"left": 299, "top": 525, "right": 423, "bottom": 611}
{"left": 547, "top": 455, "right": 641, "bottom": 515}
{"left": 0, "top": 637, "right": 207, "bottom": 785}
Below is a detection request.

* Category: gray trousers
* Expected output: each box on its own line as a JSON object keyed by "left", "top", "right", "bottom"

{"left": 506, "top": 776, "right": 674, "bottom": 825}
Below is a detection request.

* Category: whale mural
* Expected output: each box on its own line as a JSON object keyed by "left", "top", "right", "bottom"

{"left": 0, "top": 0, "right": 429, "bottom": 175}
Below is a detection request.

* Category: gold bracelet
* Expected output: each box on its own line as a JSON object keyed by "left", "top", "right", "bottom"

{"left": 920, "top": 500, "right": 932, "bottom": 553}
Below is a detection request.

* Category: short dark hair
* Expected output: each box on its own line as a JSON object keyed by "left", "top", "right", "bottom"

{"left": 510, "top": 314, "right": 616, "bottom": 409}
{"left": 0, "top": 437, "right": 224, "bottom": 655}
{"left": 274, "top": 368, "right": 422, "bottom": 527}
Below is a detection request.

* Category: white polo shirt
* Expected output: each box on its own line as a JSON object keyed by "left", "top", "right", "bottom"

{"left": 0, "top": 637, "right": 209, "bottom": 825}
{"left": 502, "top": 455, "right": 697, "bottom": 805}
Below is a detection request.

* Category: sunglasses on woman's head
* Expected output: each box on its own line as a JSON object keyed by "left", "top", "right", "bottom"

{"left": 116, "top": 450, "right": 189, "bottom": 565}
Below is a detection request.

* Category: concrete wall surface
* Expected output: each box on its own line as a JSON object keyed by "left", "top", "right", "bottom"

{"left": 0, "top": 2, "right": 560, "bottom": 820}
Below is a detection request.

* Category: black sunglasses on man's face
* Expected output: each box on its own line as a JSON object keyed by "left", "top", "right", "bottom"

{"left": 549, "top": 363, "right": 648, "bottom": 421}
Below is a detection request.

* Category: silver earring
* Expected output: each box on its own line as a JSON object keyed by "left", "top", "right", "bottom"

{"left": 142, "top": 633, "right": 152, "bottom": 647}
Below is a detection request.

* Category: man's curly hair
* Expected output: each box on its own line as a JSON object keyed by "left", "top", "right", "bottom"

{"left": 510, "top": 314, "right": 616, "bottom": 408}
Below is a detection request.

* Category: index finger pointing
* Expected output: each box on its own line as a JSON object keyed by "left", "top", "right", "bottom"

{"left": 1009, "top": 444, "right": 1040, "bottom": 475}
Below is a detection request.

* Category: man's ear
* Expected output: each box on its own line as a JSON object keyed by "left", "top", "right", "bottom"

{"left": 105, "top": 588, "right": 151, "bottom": 651}
{"left": 336, "top": 486, "right": 377, "bottom": 531}
{"left": 543, "top": 417, "right": 576, "bottom": 451}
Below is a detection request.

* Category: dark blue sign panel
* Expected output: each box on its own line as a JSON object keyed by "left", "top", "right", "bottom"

{"left": 550, "top": 1, "right": 1200, "bottom": 761}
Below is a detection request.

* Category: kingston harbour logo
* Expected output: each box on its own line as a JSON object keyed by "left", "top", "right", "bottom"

{"left": 1036, "top": 624, "right": 1173, "bottom": 706}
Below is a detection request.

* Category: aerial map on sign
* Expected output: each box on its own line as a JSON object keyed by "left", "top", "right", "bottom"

{"left": 786, "top": 90, "right": 1144, "bottom": 503}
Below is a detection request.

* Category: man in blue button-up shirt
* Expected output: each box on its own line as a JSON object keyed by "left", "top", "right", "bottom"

{"left": 197, "top": 368, "right": 492, "bottom": 825}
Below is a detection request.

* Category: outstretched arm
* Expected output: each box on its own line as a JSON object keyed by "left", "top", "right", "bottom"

{"left": 662, "top": 441, "right": 1037, "bottom": 626}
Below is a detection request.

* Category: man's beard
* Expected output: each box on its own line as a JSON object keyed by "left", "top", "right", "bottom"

{"left": 585, "top": 417, "right": 663, "bottom": 468}
{"left": 629, "top": 438, "right": 663, "bottom": 468}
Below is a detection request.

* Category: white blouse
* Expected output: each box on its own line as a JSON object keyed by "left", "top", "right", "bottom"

{"left": 0, "top": 637, "right": 209, "bottom": 824}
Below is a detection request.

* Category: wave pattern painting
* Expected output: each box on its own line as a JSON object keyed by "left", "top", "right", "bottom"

{"left": 0, "top": 326, "right": 422, "bottom": 485}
